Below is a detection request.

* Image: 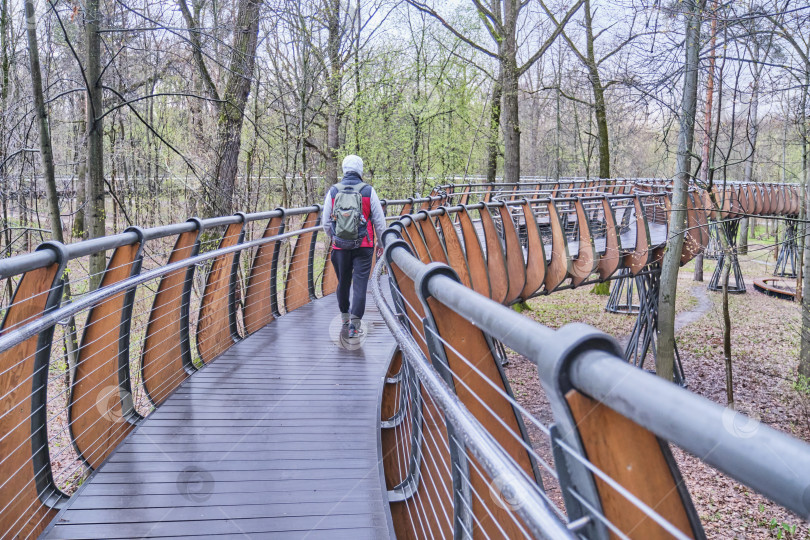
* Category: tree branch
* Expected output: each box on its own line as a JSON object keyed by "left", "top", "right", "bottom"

{"left": 518, "top": 0, "right": 586, "bottom": 75}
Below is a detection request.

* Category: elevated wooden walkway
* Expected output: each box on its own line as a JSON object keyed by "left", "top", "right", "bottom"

{"left": 43, "top": 294, "right": 394, "bottom": 539}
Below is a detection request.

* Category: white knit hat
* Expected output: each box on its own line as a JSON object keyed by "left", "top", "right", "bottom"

{"left": 342, "top": 155, "right": 363, "bottom": 177}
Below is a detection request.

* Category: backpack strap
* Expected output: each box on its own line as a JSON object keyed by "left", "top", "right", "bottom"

{"left": 336, "top": 181, "right": 366, "bottom": 193}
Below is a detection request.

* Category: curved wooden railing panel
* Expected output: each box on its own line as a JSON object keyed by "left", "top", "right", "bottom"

{"left": 545, "top": 201, "right": 572, "bottom": 292}
{"left": 566, "top": 390, "right": 700, "bottom": 538}
{"left": 744, "top": 184, "right": 762, "bottom": 214}
{"left": 597, "top": 198, "right": 621, "bottom": 280}
{"left": 497, "top": 204, "right": 527, "bottom": 304}
{"left": 141, "top": 228, "right": 200, "bottom": 405}
{"left": 322, "top": 244, "right": 339, "bottom": 297}
{"left": 381, "top": 349, "right": 409, "bottom": 489}
{"left": 681, "top": 193, "right": 704, "bottom": 265}
{"left": 196, "top": 221, "right": 244, "bottom": 363}
{"left": 762, "top": 184, "right": 771, "bottom": 214}
{"left": 284, "top": 209, "right": 321, "bottom": 313}
{"left": 436, "top": 210, "right": 472, "bottom": 288}
{"left": 424, "top": 296, "right": 541, "bottom": 536}
{"left": 402, "top": 217, "right": 431, "bottom": 264}
{"left": 244, "top": 215, "right": 285, "bottom": 333}
{"left": 417, "top": 212, "right": 449, "bottom": 265}
{"left": 479, "top": 206, "right": 509, "bottom": 303}
{"left": 623, "top": 197, "right": 651, "bottom": 275}
{"left": 520, "top": 202, "right": 547, "bottom": 298}
{"left": 0, "top": 258, "right": 63, "bottom": 537}
{"left": 70, "top": 241, "right": 142, "bottom": 469}
{"left": 571, "top": 199, "right": 598, "bottom": 287}
{"left": 458, "top": 207, "right": 491, "bottom": 297}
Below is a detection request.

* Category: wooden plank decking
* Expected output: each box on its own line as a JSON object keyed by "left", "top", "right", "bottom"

{"left": 44, "top": 294, "right": 395, "bottom": 539}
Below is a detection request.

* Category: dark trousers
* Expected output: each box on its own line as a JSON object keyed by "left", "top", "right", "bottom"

{"left": 331, "top": 247, "right": 373, "bottom": 319}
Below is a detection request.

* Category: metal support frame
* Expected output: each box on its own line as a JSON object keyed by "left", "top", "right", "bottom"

{"left": 708, "top": 219, "right": 746, "bottom": 294}
{"left": 605, "top": 267, "right": 639, "bottom": 314}
{"left": 705, "top": 222, "right": 721, "bottom": 260}
{"left": 624, "top": 262, "right": 686, "bottom": 386}
{"left": 774, "top": 219, "right": 798, "bottom": 278}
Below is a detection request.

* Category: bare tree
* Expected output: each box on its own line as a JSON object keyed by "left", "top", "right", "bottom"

{"left": 657, "top": 0, "right": 703, "bottom": 382}
{"left": 85, "top": 0, "right": 106, "bottom": 283}
{"left": 179, "top": 0, "right": 262, "bottom": 216}
{"left": 765, "top": 3, "right": 810, "bottom": 377}
{"left": 559, "top": 0, "right": 649, "bottom": 178}
{"left": 406, "top": 0, "right": 584, "bottom": 183}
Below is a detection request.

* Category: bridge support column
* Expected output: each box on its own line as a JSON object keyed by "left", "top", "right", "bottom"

{"left": 708, "top": 219, "right": 746, "bottom": 294}
{"left": 605, "top": 267, "right": 640, "bottom": 314}
{"left": 774, "top": 219, "right": 798, "bottom": 278}
{"left": 705, "top": 222, "right": 722, "bottom": 260}
{"left": 624, "top": 263, "right": 686, "bottom": 386}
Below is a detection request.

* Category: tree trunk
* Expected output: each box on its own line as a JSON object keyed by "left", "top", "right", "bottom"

{"left": 584, "top": 0, "right": 609, "bottom": 178}
{"left": 73, "top": 102, "right": 86, "bottom": 239}
{"left": 486, "top": 69, "right": 502, "bottom": 184}
{"left": 500, "top": 2, "right": 520, "bottom": 185}
{"left": 26, "top": 0, "right": 80, "bottom": 385}
{"left": 208, "top": 0, "right": 262, "bottom": 216}
{"left": 693, "top": 253, "right": 704, "bottom": 281}
{"left": 85, "top": 0, "right": 106, "bottom": 286}
{"left": 739, "top": 73, "right": 761, "bottom": 256}
{"left": 799, "top": 68, "right": 810, "bottom": 378}
{"left": 26, "top": 0, "right": 61, "bottom": 242}
{"left": 694, "top": 2, "right": 717, "bottom": 282}
{"left": 325, "top": 0, "right": 341, "bottom": 185}
{"left": 657, "top": 0, "right": 701, "bottom": 382}
{"left": 722, "top": 253, "right": 733, "bottom": 406}
{"left": 708, "top": 190, "right": 735, "bottom": 405}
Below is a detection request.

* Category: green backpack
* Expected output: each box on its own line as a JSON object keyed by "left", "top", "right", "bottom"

{"left": 330, "top": 182, "right": 368, "bottom": 249}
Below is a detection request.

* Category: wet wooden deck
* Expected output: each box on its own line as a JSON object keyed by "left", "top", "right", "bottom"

{"left": 43, "top": 294, "right": 395, "bottom": 539}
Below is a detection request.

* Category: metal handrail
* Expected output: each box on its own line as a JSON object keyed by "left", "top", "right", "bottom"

{"left": 0, "top": 225, "right": 321, "bottom": 355}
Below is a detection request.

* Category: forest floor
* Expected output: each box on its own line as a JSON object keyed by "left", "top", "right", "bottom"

{"left": 505, "top": 239, "right": 809, "bottom": 539}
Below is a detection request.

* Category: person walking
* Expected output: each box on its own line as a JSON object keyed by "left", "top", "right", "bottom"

{"left": 322, "top": 155, "right": 386, "bottom": 338}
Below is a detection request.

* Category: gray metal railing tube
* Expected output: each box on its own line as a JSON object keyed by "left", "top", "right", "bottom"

{"left": 389, "top": 242, "right": 556, "bottom": 358}
{"left": 568, "top": 349, "right": 810, "bottom": 520}
{"left": 0, "top": 225, "right": 322, "bottom": 355}
{"left": 370, "top": 258, "right": 576, "bottom": 540}
{"left": 0, "top": 250, "right": 56, "bottom": 279}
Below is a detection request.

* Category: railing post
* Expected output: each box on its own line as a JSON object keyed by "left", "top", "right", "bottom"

{"left": 196, "top": 215, "right": 245, "bottom": 363}
{"left": 229, "top": 213, "right": 247, "bottom": 340}
{"left": 414, "top": 264, "right": 474, "bottom": 539}
{"left": 69, "top": 233, "right": 145, "bottom": 469}
{"left": 117, "top": 226, "right": 146, "bottom": 422}
{"left": 30, "top": 243, "right": 70, "bottom": 511}
{"left": 543, "top": 324, "right": 704, "bottom": 539}
{"left": 307, "top": 205, "right": 321, "bottom": 301}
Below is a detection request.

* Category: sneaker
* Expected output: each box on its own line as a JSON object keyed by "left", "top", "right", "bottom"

{"left": 348, "top": 320, "right": 365, "bottom": 338}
